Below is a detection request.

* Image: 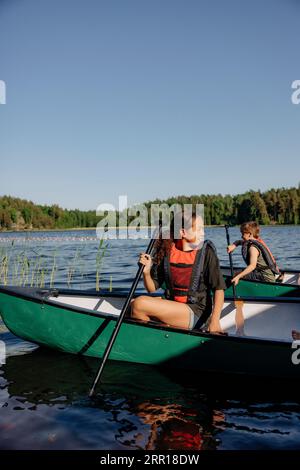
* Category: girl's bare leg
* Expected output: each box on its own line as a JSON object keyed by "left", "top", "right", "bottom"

{"left": 131, "top": 296, "right": 191, "bottom": 329}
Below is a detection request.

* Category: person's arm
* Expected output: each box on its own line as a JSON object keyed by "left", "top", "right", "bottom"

{"left": 231, "top": 246, "right": 259, "bottom": 285}
{"left": 208, "top": 289, "right": 225, "bottom": 333}
{"left": 227, "top": 239, "right": 242, "bottom": 253}
{"left": 143, "top": 272, "right": 157, "bottom": 293}
{"left": 139, "top": 253, "right": 157, "bottom": 292}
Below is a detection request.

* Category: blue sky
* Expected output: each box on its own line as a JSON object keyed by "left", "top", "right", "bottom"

{"left": 0, "top": 0, "right": 299, "bottom": 210}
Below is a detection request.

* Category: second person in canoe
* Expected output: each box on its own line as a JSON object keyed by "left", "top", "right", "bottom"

{"left": 227, "top": 221, "right": 281, "bottom": 285}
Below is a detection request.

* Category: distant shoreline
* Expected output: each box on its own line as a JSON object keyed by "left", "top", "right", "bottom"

{"left": 0, "top": 224, "right": 299, "bottom": 234}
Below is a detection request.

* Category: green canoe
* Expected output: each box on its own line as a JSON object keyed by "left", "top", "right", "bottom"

{"left": 0, "top": 286, "right": 299, "bottom": 379}
{"left": 221, "top": 265, "right": 300, "bottom": 286}
{"left": 223, "top": 276, "right": 300, "bottom": 298}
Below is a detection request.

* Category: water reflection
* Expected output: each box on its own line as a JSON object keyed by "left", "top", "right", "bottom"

{"left": 129, "top": 402, "right": 224, "bottom": 450}
{"left": 1, "top": 349, "right": 226, "bottom": 449}
{"left": 0, "top": 349, "right": 300, "bottom": 450}
{"left": 2, "top": 348, "right": 300, "bottom": 450}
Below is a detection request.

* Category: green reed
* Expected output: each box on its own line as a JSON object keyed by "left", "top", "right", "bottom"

{"left": 67, "top": 248, "right": 79, "bottom": 288}
{"left": 0, "top": 238, "right": 109, "bottom": 290}
{"left": 0, "top": 247, "right": 9, "bottom": 285}
{"left": 96, "top": 238, "right": 107, "bottom": 292}
{"left": 49, "top": 250, "right": 57, "bottom": 288}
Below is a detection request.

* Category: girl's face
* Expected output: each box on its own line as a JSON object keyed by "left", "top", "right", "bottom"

{"left": 181, "top": 216, "right": 204, "bottom": 245}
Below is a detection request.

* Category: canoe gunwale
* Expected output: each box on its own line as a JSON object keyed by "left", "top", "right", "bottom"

{"left": 1, "top": 284, "right": 299, "bottom": 304}
{"left": 220, "top": 265, "right": 300, "bottom": 274}
{"left": 222, "top": 274, "right": 299, "bottom": 290}
{"left": 0, "top": 285, "right": 297, "bottom": 348}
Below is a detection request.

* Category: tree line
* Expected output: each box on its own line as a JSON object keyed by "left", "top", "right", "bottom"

{"left": 0, "top": 186, "right": 299, "bottom": 231}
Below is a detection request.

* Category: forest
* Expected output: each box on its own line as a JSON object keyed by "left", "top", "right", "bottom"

{"left": 0, "top": 186, "right": 299, "bottom": 230}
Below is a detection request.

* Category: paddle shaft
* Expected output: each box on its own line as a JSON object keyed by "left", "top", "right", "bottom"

{"left": 89, "top": 229, "right": 159, "bottom": 397}
{"left": 225, "top": 225, "right": 237, "bottom": 298}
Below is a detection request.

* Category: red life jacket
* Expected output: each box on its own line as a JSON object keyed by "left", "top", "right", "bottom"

{"left": 169, "top": 242, "right": 198, "bottom": 303}
{"left": 163, "top": 239, "right": 217, "bottom": 305}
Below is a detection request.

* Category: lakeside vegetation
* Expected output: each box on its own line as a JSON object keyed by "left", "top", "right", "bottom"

{"left": 0, "top": 240, "right": 109, "bottom": 290}
{"left": 0, "top": 186, "right": 299, "bottom": 231}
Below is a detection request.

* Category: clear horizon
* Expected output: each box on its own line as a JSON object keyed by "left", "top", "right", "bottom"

{"left": 1, "top": 0, "right": 300, "bottom": 210}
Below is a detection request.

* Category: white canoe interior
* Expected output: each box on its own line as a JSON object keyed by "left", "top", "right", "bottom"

{"left": 48, "top": 294, "right": 299, "bottom": 343}
{"left": 221, "top": 267, "right": 300, "bottom": 285}
{"left": 282, "top": 272, "right": 300, "bottom": 285}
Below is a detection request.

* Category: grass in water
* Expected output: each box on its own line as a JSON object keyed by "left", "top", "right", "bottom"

{"left": 96, "top": 238, "right": 108, "bottom": 292}
{"left": 0, "top": 238, "right": 109, "bottom": 290}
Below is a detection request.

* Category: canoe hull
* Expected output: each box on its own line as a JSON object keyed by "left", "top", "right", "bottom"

{"left": 0, "top": 287, "right": 299, "bottom": 379}
{"left": 221, "top": 265, "right": 300, "bottom": 286}
{"left": 223, "top": 276, "right": 300, "bottom": 298}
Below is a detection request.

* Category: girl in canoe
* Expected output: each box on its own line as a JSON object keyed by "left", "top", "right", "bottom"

{"left": 131, "top": 212, "right": 226, "bottom": 333}
{"left": 227, "top": 221, "right": 280, "bottom": 285}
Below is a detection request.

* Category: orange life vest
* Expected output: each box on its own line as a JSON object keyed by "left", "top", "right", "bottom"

{"left": 163, "top": 239, "right": 217, "bottom": 306}
{"left": 169, "top": 242, "right": 198, "bottom": 303}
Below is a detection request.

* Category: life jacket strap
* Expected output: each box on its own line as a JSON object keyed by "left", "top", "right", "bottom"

{"left": 187, "top": 240, "right": 216, "bottom": 303}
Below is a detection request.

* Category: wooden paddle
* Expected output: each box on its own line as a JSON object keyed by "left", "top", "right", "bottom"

{"left": 225, "top": 225, "right": 244, "bottom": 336}
{"left": 89, "top": 224, "right": 161, "bottom": 397}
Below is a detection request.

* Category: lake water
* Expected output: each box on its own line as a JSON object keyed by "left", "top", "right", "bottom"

{"left": 0, "top": 226, "right": 300, "bottom": 450}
